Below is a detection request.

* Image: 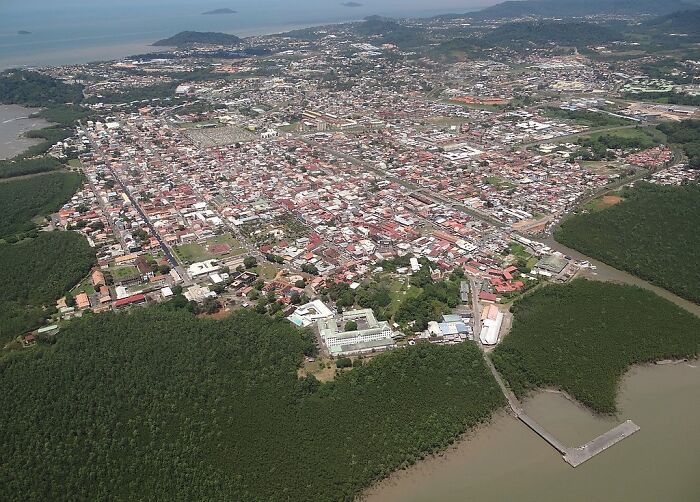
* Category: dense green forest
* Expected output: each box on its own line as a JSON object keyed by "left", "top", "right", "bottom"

{"left": 0, "top": 231, "right": 95, "bottom": 344}
{"left": 492, "top": 280, "right": 699, "bottom": 413}
{"left": 0, "top": 172, "right": 82, "bottom": 239}
{"left": 0, "top": 156, "right": 63, "bottom": 179}
{"left": 354, "top": 18, "right": 428, "bottom": 48}
{"left": 482, "top": 21, "right": 621, "bottom": 48}
{"left": 0, "top": 69, "right": 84, "bottom": 106}
{"left": 626, "top": 91, "right": 700, "bottom": 107}
{"left": 657, "top": 120, "right": 700, "bottom": 168}
{"left": 470, "top": 0, "right": 691, "bottom": 19}
{"left": 555, "top": 182, "right": 700, "bottom": 303}
{"left": 0, "top": 308, "right": 504, "bottom": 500}
{"left": 85, "top": 82, "right": 180, "bottom": 105}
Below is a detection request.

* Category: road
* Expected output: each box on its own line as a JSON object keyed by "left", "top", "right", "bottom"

{"left": 81, "top": 124, "right": 179, "bottom": 267}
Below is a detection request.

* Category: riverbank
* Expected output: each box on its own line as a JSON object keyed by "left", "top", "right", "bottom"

{"left": 364, "top": 360, "right": 699, "bottom": 502}
{"left": 0, "top": 104, "right": 52, "bottom": 159}
{"left": 541, "top": 236, "right": 700, "bottom": 317}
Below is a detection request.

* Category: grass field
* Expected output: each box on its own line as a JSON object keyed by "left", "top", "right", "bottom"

{"left": 253, "top": 262, "right": 280, "bottom": 280}
{"left": 582, "top": 194, "right": 625, "bottom": 213}
{"left": 387, "top": 278, "right": 423, "bottom": 317}
{"left": 174, "top": 235, "right": 246, "bottom": 264}
{"left": 109, "top": 265, "right": 139, "bottom": 280}
{"left": 70, "top": 277, "right": 95, "bottom": 297}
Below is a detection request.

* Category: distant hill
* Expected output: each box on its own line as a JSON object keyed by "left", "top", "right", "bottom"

{"left": 153, "top": 31, "right": 242, "bottom": 47}
{"left": 472, "top": 0, "right": 694, "bottom": 19}
{"left": 483, "top": 21, "right": 622, "bottom": 46}
{"left": 643, "top": 8, "right": 700, "bottom": 34}
{"left": 354, "top": 17, "right": 428, "bottom": 47}
{"left": 433, "top": 21, "right": 621, "bottom": 59}
{"left": 202, "top": 8, "right": 237, "bottom": 15}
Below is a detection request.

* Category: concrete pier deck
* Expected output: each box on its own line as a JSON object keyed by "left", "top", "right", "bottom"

{"left": 518, "top": 413, "right": 569, "bottom": 455}
{"left": 564, "top": 420, "right": 641, "bottom": 467}
{"left": 480, "top": 346, "right": 639, "bottom": 468}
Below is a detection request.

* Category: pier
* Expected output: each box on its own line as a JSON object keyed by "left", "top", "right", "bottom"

{"left": 480, "top": 344, "right": 640, "bottom": 468}
{"left": 564, "top": 420, "right": 641, "bottom": 467}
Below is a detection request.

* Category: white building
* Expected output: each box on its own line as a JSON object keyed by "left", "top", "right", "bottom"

{"left": 317, "top": 309, "right": 396, "bottom": 356}
{"left": 480, "top": 304, "right": 503, "bottom": 346}
{"left": 187, "top": 259, "right": 220, "bottom": 279}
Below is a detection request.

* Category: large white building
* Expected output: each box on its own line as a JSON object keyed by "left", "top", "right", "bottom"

{"left": 317, "top": 309, "right": 396, "bottom": 356}
{"left": 480, "top": 304, "right": 503, "bottom": 346}
{"left": 187, "top": 259, "right": 220, "bottom": 279}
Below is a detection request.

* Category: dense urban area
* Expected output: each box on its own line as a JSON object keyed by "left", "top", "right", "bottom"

{"left": 1, "top": 0, "right": 699, "bottom": 500}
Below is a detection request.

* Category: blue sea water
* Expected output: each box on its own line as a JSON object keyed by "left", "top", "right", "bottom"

{"left": 0, "top": 0, "right": 491, "bottom": 69}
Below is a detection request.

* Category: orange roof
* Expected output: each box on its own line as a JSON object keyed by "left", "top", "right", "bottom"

{"left": 75, "top": 292, "right": 91, "bottom": 309}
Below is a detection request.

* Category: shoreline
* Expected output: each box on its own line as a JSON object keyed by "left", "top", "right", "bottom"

{"left": 0, "top": 104, "right": 53, "bottom": 160}
{"left": 363, "top": 359, "right": 699, "bottom": 501}
{"left": 0, "top": 19, "right": 362, "bottom": 71}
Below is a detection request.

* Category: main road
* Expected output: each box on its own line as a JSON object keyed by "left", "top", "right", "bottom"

{"left": 80, "top": 124, "right": 179, "bottom": 267}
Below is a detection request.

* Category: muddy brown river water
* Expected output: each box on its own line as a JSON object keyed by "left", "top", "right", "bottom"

{"left": 365, "top": 362, "right": 698, "bottom": 502}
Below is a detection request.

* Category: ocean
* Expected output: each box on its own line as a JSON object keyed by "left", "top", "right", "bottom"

{"left": 0, "top": 0, "right": 491, "bottom": 69}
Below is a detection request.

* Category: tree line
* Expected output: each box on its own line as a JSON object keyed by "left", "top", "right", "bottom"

{"left": 492, "top": 279, "right": 699, "bottom": 413}
{"left": 555, "top": 182, "right": 700, "bottom": 303}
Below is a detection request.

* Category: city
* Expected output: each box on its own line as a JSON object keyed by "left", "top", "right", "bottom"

{"left": 0, "top": 1, "right": 698, "bottom": 500}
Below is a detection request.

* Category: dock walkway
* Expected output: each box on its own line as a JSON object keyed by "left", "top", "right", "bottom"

{"left": 481, "top": 349, "right": 639, "bottom": 468}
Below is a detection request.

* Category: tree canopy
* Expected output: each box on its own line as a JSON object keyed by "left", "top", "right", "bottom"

{"left": 0, "top": 172, "right": 83, "bottom": 239}
{"left": 0, "top": 231, "right": 95, "bottom": 344}
{"left": 0, "top": 308, "right": 504, "bottom": 500}
{"left": 555, "top": 182, "right": 700, "bottom": 303}
{"left": 0, "top": 70, "right": 84, "bottom": 107}
{"left": 492, "top": 279, "right": 699, "bottom": 413}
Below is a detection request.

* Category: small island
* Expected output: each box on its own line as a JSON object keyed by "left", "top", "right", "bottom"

{"left": 202, "top": 8, "right": 237, "bottom": 15}
{"left": 341, "top": 1, "right": 363, "bottom": 7}
{"left": 17, "top": 30, "right": 32, "bottom": 35}
{"left": 152, "top": 31, "right": 242, "bottom": 47}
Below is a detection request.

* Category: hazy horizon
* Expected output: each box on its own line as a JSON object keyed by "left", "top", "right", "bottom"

{"left": 0, "top": 0, "right": 499, "bottom": 68}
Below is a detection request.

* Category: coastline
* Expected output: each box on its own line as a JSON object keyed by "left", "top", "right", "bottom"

{"left": 0, "top": 104, "right": 53, "bottom": 160}
{"left": 0, "top": 19, "right": 361, "bottom": 71}
{"left": 364, "top": 360, "right": 699, "bottom": 502}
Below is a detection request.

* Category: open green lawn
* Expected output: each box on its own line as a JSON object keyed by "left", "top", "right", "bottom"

{"left": 109, "top": 265, "right": 139, "bottom": 280}
{"left": 70, "top": 277, "right": 95, "bottom": 297}
{"left": 387, "top": 278, "right": 423, "bottom": 317}
{"left": 174, "top": 235, "right": 246, "bottom": 264}
{"left": 253, "top": 262, "right": 280, "bottom": 280}
{"left": 174, "top": 243, "right": 210, "bottom": 263}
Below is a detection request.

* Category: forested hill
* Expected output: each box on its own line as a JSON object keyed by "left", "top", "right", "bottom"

{"left": 153, "top": 31, "right": 242, "bottom": 47}
{"left": 434, "top": 21, "right": 622, "bottom": 56}
{"left": 483, "top": 21, "right": 621, "bottom": 47}
{"left": 0, "top": 308, "right": 504, "bottom": 501}
{"left": 0, "top": 70, "right": 84, "bottom": 107}
{"left": 470, "top": 0, "right": 694, "bottom": 19}
{"left": 643, "top": 9, "right": 700, "bottom": 35}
